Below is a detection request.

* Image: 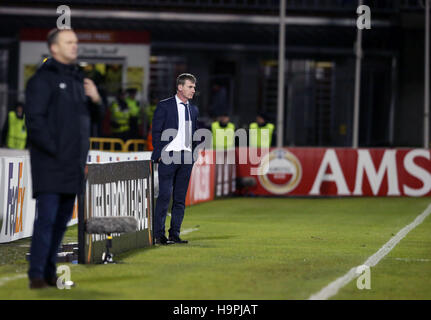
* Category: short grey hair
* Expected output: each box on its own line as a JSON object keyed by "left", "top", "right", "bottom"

{"left": 176, "top": 73, "right": 196, "bottom": 87}
{"left": 47, "top": 28, "right": 75, "bottom": 50}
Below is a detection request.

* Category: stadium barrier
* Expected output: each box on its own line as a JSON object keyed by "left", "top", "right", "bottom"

{"left": 78, "top": 160, "right": 155, "bottom": 264}
{"left": 89, "top": 138, "right": 147, "bottom": 152}
{"left": 89, "top": 137, "right": 125, "bottom": 152}
{"left": 124, "top": 139, "right": 147, "bottom": 152}
{"left": 235, "top": 147, "right": 431, "bottom": 197}
{"left": 0, "top": 150, "right": 36, "bottom": 243}
{"left": 0, "top": 149, "right": 153, "bottom": 243}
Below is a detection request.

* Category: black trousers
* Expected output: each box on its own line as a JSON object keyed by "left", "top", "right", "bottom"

{"left": 154, "top": 151, "right": 194, "bottom": 239}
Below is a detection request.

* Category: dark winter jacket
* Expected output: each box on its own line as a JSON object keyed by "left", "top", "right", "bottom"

{"left": 24, "top": 58, "right": 103, "bottom": 197}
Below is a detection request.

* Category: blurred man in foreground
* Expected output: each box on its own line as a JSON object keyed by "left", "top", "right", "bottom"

{"left": 24, "top": 28, "right": 103, "bottom": 289}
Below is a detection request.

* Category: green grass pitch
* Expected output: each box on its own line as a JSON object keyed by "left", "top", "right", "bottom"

{"left": 0, "top": 197, "right": 430, "bottom": 299}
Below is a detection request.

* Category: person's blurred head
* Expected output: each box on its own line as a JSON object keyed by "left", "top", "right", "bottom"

{"left": 117, "top": 89, "right": 126, "bottom": 99}
{"left": 212, "top": 83, "right": 221, "bottom": 91}
{"left": 126, "top": 88, "right": 138, "bottom": 99}
{"left": 149, "top": 92, "right": 159, "bottom": 105}
{"left": 256, "top": 112, "right": 268, "bottom": 126}
{"left": 176, "top": 73, "right": 196, "bottom": 102}
{"left": 47, "top": 28, "right": 78, "bottom": 65}
{"left": 15, "top": 102, "right": 24, "bottom": 118}
{"left": 218, "top": 114, "right": 230, "bottom": 126}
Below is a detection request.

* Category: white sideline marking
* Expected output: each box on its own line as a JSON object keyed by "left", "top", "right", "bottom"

{"left": 308, "top": 203, "right": 431, "bottom": 300}
{"left": 0, "top": 274, "right": 26, "bottom": 287}
{"left": 181, "top": 228, "right": 199, "bottom": 235}
{"left": 394, "top": 258, "right": 431, "bottom": 262}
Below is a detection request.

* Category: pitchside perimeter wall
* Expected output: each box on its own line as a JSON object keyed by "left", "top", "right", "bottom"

{"left": 0, "top": 147, "right": 430, "bottom": 243}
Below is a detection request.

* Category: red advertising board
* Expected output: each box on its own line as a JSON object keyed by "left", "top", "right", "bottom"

{"left": 235, "top": 147, "right": 431, "bottom": 197}
{"left": 186, "top": 150, "right": 216, "bottom": 206}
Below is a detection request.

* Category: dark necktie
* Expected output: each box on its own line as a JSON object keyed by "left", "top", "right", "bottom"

{"left": 181, "top": 102, "right": 191, "bottom": 148}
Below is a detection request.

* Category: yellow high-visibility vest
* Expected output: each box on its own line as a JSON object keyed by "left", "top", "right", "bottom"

{"left": 211, "top": 121, "right": 235, "bottom": 150}
{"left": 110, "top": 101, "right": 130, "bottom": 133}
{"left": 249, "top": 122, "right": 274, "bottom": 148}
{"left": 6, "top": 111, "right": 27, "bottom": 149}
{"left": 126, "top": 97, "right": 142, "bottom": 124}
{"left": 145, "top": 104, "right": 157, "bottom": 125}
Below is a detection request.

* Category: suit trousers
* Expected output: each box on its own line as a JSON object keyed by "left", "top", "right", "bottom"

{"left": 28, "top": 193, "right": 76, "bottom": 280}
{"left": 155, "top": 151, "right": 194, "bottom": 239}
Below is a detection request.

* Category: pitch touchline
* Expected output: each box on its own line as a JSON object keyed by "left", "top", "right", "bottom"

{"left": 0, "top": 274, "right": 26, "bottom": 287}
{"left": 308, "top": 203, "right": 431, "bottom": 300}
{"left": 181, "top": 228, "right": 199, "bottom": 235}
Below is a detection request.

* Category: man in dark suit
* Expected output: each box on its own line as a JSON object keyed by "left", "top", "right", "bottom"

{"left": 151, "top": 73, "right": 200, "bottom": 244}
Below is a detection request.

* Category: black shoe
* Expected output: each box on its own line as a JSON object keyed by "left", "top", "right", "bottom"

{"left": 169, "top": 236, "right": 188, "bottom": 244}
{"left": 29, "top": 278, "right": 49, "bottom": 290}
{"left": 45, "top": 276, "right": 57, "bottom": 287}
{"left": 155, "top": 235, "right": 174, "bottom": 245}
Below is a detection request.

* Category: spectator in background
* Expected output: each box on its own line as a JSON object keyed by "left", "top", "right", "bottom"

{"left": 105, "top": 64, "right": 122, "bottom": 95}
{"left": 144, "top": 92, "right": 159, "bottom": 151}
{"left": 110, "top": 89, "right": 131, "bottom": 141}
{"left": 126, "top": 87, "right": 142, "bottom": 139}
{"left": 24, "top": 28, "right": 103, "bottom": 289}
{"left": 209, "top": 81, "right": 230, "bottom": 119}
{"left": 211, "top": 113, "right": 235, "bottom": 150}
{"left": 82, "top": 64, "right": 107, "bottom": 137}
{"left": 145, "top": 92, "right": 159, "bottom": 129}
{"left": 1, "top": 102, "right": 27, "bottom": 149}
{"left": 249, "top": 112, "right": 275, "bottom": 148}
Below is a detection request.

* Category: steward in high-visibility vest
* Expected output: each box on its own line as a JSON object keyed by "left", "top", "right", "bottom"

{"left": 145, "top": 103, "right": 157, "bottom": 125}
{"left": 126, "top": 88, "right": 142, "bottom": 139}
{"left": 249, "top": 122, "right": 275, "bottom": 148}
{"left": 249, "top": 113, "right": 275, "bottom": 148}
{"left": 211, "top": 115, "right": 235, "bottom": 150}
{"left": 110, "top": 90, "right": 130, "bottom": 140}
{"left": 145, "top": 93, "right": 159, "bottom": 128}
{"left": 126, "top": 97, "right": 141, "bottom": 119}
{"left": 4, "top": 104, "right": 27, "bottom": 149}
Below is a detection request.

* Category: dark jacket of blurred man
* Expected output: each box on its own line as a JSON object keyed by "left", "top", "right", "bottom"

{"left": 24, "top": 28, "right": 103, "bottom": 289}
{"left": 2, "top": 102, "right": 27, "bottom": 149}
{"left": 249, "top": 112, "right": 275, "bottom": 148}
{"left": 151, "top": 73, "right": 200, "bottom": 245}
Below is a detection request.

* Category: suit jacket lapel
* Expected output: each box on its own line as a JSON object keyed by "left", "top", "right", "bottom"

{"left": 171, "top": 97, "right": 179, "bottom": 130}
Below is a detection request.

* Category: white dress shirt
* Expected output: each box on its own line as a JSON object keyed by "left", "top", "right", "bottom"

{"left": 165, "top": 95, "right": 192, "bottom": 152}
